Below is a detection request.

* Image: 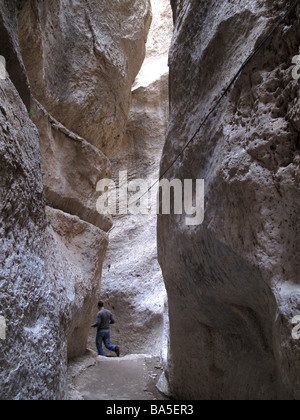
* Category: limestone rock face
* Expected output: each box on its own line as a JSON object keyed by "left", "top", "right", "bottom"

{"left": 47, "top": 207, "right": 108, "bottom": 360}
{"left": 28, "top": 99, "right": 112, "bottom": 359}
{"left": 0, "top": 0, "right": 151, "bottom": 399}
{"left": 158, "top": 1, "right": 300, "bottom": 400}
{"left": 33, "top": 100, "right": 113, "bottom": 233}
{"left": 17, "top": 0, "right": 151, "bottom": 151}
{"left": 99, "top": 0, "right": 172, "bottom": 357}
{"left": 15, "top": 0, "right": 152, "bottom": 363}
{"left": 0, "top": 0, "right": 30, "bottom": 109}
{"left": 0, "top": 57, "right": 71, "bottom": 401}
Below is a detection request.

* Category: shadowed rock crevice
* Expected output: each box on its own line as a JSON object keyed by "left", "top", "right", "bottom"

{"left": 98, "top": 0, "right": 172, "bottom": 358}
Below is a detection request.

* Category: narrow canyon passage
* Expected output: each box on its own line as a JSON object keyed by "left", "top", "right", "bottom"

{"left": 92, "top": 0, "right": 173, "bottom": 358}
{"left": 0, "top": 0, "right": 173, "bottom": 400}
{"left": 78, "top": 0, "right": 173, "bottom": 399}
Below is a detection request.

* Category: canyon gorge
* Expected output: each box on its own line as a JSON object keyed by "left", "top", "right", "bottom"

{"left": 0, "top": 0, "right": 300, "bottom": 400}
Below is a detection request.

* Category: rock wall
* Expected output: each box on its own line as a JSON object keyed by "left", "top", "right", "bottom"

{"left": 0, "top": 0, "right": 30, "bottom": 109}
{"left": 158, "top": 0, "right": 300, "bottom": 400}
{"left": 18, "top": 0, "right": 151, "bottom": 152}
{"left": 0, "top": 0, "right": 150, "bottom": 399}
{"left": 16, "top": 0, "right": 151, "bottom": 361}
{"left": 98, "top": 0, "right": 173, "bottom": 357}
{"left": 0, "top": 9, "right": 71, "bottom": 397}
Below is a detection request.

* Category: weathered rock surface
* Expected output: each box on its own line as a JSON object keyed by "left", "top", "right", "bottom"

{"left": 158, "top": 0, "right": 300, "bottom": 400}
{"left": 98, "top": 0, "right": 172, "bottom": 357}
{"left": 0, "top": 0, "right": 30, "bottom": 109}
{"left": 47, "top": 207, "right": 108, "bottom": 360}
{"left": 17, "top": 0, "right": 152, "bottom": 152}
{"left": 15, "top": 0, "right": 152, "bottom": 363}
{"left": 0, "top": 55, "right": 71, "bottom": 400}
{"left": 33, "top": 100, "right": 112, "bottom": 233}
{"left": 0, "top": 0, "right": 151, "bottom": 399}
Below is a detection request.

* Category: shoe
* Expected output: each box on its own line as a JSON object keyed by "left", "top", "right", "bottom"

{"left": 115, "top": 346, "right": 120, "bottom": 357}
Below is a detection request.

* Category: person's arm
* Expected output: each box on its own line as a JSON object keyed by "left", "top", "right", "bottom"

{"left": 91, "top": 312, "right": 101, "bottom": 328}
{"left": 110, "top": 313, "right": 115, "bottom": 325}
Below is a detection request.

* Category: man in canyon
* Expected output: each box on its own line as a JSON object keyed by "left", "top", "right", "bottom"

{"left": 92, "top": 301, "right": 120, "bottom": 357}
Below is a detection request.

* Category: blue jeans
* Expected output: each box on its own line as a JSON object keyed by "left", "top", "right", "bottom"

{"left": 96, "top": 329, "right": 116, "bottom": 356}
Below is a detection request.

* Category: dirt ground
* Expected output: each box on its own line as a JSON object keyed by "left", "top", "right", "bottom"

{"left": 67, "top": 349, "right": 169, "bottom": 400}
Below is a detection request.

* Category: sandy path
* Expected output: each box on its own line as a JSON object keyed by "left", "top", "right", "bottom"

{"left": 67, "top": 350, "right": 168, "bottom": 401}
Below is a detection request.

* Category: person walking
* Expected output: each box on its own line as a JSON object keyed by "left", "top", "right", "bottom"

{"left": 92, "top": 301, "right": 120, "bottom": 357}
